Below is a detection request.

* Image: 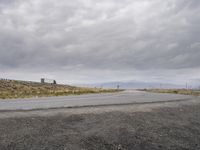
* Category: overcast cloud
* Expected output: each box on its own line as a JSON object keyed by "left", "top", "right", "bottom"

{"left": 0, "top": 0, "right": 200, "bottom": 85}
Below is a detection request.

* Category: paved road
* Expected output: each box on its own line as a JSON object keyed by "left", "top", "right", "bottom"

{"left": 0, "top": 90, "right": 193, "bottom": 111}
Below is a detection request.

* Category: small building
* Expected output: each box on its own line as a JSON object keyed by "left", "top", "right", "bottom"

{"left": 41, "top": 78, "right": 57, "bottom": 84}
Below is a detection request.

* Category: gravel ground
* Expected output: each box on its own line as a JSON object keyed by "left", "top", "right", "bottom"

{"left": 0, "top": 99, "right": 200, "bottom": 150}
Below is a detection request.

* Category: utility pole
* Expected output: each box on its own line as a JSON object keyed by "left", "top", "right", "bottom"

{"left": 159, "top": 84, "right": 162, "bottom": 89}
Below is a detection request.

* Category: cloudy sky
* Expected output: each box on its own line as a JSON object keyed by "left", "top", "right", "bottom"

{"left": 0, "top": 0, "right": 200, "bottom": 86}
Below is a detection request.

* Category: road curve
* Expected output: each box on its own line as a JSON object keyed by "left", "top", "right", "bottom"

{"left": 0, "top": 90, "right": 193, "bottom": 111}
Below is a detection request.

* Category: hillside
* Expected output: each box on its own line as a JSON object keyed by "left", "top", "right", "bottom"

{"left": 88, "top": 81, "right": 185, "bottom": 89}
{"left": 0, "top": 79, "right": 120, "bottom": 99}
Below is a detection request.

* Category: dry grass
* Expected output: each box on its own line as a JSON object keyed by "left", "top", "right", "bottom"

{"left": 0, "top": 79, "right": 122, "bottom": 99}
{"left": 141, "top": 88, "right": 200, "bottom": 96}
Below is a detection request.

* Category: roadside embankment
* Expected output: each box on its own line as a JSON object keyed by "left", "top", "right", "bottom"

{"left": 141, "top": 88, "right": 200, "bottom": 96}
{"left": 0, "top": 79, "right": 122, "bottom": 99}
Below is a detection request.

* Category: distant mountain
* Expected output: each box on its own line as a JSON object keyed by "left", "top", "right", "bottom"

{"left": 85, "top": 81, "right": 185, "bottom": 89}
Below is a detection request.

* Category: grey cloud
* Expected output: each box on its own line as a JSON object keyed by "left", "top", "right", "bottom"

{"left": 0, "top": 0, "right": 200, "bottom": 85}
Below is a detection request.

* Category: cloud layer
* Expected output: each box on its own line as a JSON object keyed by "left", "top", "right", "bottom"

{"left": 0, "top": 0, "right": 200, "bottom": 85}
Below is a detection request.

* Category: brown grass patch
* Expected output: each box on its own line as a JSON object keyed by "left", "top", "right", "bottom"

{"left": 0, "top": 79, "right": 122, "bottom": 99}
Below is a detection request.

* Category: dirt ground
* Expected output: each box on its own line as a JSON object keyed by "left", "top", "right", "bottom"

{"left": 0, "top": 99, "right": 200, "bottom": 150}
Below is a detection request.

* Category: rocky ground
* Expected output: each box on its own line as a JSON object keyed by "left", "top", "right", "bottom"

{"left": 0, "top": 98, "right": 200, "bottom": 150}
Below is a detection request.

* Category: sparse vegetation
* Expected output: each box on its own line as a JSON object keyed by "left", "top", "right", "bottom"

{"left": 0, "top": 79, "right": 122, "bottom": 99}
{"left": 141, "top": 88, "right": 200, "bottom": 96}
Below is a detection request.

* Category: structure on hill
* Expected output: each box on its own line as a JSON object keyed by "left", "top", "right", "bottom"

{"left": 41, "top": 78, "right": 57, "bottom": 84}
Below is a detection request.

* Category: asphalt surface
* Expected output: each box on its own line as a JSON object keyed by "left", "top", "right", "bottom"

{"left": 0, "top": 90, "right": 192, "bottom": 111}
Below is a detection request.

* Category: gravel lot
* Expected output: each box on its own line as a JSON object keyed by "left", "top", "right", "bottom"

{"left": 0, "top": 99, "right": 200, "bottom": 150}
